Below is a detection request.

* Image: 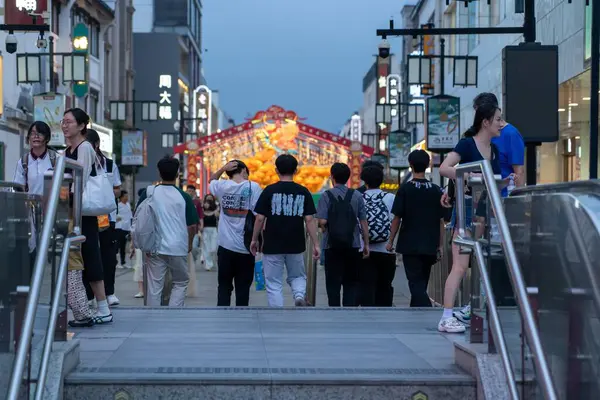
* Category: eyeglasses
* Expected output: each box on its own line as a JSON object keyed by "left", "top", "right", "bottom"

{"left": 60, "top": 119, "right": 76, "bottom": 126}
{"left": 29, "top": 131, "right": 43, "bottom": 137}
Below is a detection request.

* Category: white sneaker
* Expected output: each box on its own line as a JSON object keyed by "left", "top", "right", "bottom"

{"left": 134, "top": 292, "right": 144, "bottom": 298}
{"left": 454, "top": 305, "right": 471, "bottom": 325}
{"left": 107, "top": 294, "right": 120, "bottom": 306}
{"left": 438, "top": 317, "right": 466, "bottom": 333}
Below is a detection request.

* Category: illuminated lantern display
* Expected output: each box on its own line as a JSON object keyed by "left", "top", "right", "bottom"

{"left": 187, "top": 154, "right": 199, "bottom": 186}
{"left": 174, "top": 106, "right": 374, "bottom": 193}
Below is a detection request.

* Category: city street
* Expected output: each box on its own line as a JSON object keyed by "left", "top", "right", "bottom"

{"left": 111, "top": 261, "right": 413, "bottom": 308}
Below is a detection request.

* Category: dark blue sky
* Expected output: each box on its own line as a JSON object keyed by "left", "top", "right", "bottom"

{"left": 202, "top": 0, "right": 405, "bottom": 133}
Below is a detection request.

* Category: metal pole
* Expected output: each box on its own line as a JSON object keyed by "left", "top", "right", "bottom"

{"left": 179, "top": 102, "right": 185, "bottom": 188}
{"left": 439, "top": 38, "right": 446, "bottom": 187}
{"left": 131, "top": 89, "right": 138, "bottom": 201}
{"left": 589, "top": 0, "right": 599, "bottom": 179}
{"left": 48, "top": 35, "right": 55, "bottom": 93}
{"left": 523, "top": 0, "right": 538, "bottom": 185}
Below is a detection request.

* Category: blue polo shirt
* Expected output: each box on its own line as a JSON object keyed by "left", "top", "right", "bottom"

{"left": 492, "top": 123, "right": 524, "bottom": 196}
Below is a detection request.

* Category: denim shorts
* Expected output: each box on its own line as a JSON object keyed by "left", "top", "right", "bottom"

{"left": 449, "top": 196, "right": 473, "bottom": 230}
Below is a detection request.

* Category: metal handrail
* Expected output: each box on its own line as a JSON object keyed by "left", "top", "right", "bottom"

{"left": 454, "top": 160, "right": 558, "bottom": 400}
{"left": 454, "top": 237, "right": 519, "bottom": 399}
{"left": 7, "top": 155, "right": 84, "bottom": 400}
{"left": 34, "top": 234, "right": 85, "bottom": 400}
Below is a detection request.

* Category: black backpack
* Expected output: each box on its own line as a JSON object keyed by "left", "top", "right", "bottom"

{"left": 326, "top": 189, "right": 356, "bottom": 249}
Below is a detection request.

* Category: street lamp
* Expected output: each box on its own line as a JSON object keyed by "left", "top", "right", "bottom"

{"left": 62, "top": 54, "right": 87, "bottom": 82}
{"left": 16, "top": 54, "right": 40, "bottom": 83}
{"left": 453, "top": 56, "right": 478, "bottom": 87}
{"left": 109, "top": 98, "right": 158, "bottom": 122}
{"left": 376, "top": 103, "right": 393, "bottom": 127}
{"left": 407, "top": 55, "right": 432, "bottom": 86}
{"left": 406, "top": 103, "right": 424, "bottom": 124}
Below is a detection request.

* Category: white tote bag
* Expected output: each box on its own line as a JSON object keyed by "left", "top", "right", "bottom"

{"left": 82, "top": 157, "right": 117, "bottom": 217}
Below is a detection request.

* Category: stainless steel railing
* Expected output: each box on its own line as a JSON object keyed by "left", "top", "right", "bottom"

{"left": 454, "top": 160, "right": 558, "bottom": 400}
{"left": 7, "top": 155, "right": 84, "bottom": 400}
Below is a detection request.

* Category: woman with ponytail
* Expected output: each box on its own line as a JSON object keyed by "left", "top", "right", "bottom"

{"left": 62, "top": 108, "right": 113, "bottom": 326}
{"left": 436, "top": 102, "right": 503, "bottom": 334}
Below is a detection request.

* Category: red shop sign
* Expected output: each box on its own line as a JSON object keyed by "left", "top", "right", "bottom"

{"left": 5, "top": 0, "right": 49, "bottom": 26}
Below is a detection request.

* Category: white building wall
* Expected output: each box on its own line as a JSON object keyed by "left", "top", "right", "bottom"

{"left": 133, "top": 0, "right": 154, "bottom": 33}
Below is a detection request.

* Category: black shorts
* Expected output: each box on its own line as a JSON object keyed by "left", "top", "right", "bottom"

{"left": 81, "top": 216, "right": 104, "bottom": 282}
{"left": 475, "top": 190, "right": 489, "bottom": 219}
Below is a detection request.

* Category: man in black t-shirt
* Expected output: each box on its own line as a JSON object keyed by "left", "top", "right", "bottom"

{"left": 250, "top": 155, "right": 320, "bottom": 307}
{"left": 386, "top": 150, "right": 445, "bottom": 307}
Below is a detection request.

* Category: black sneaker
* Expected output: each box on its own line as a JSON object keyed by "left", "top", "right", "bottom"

{"left": 93, "top": 314, "right": 114, "bottom": 324}
{"left": 68, "top": 318, "right": 95, "bottom": 328}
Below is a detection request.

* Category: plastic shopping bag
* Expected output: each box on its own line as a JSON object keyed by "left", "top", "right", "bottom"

{"left": 254, "top": 258, "right": 265, "bottom": 291}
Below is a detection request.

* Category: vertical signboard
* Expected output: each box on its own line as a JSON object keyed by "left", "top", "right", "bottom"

{"left": 389, "top": 130, "right": 412, "bottom": 169}
{"left": 349, "top": 141, "right": 363, "bottom": 188}
{"left": 187, "top": 155, "right": 198, "bottom": 187}
{"left": 426, "top": 95, "right": 460, "bottom": 152}
{"left": 193, "top": 85, "right": 212, "bottom": 136}
{"left": 34, "top": 94, "right": 66, "bottom": 147}
{"left": 158, "top": 74, "right": 173, "bottom": 120}
{"left": 5, "top": 0, "right": 48, "bottom": 25}
{"left": 121, "top": 130, "right": 147, "bottom": 166}
{"left": 422, "top": 24, "right": 435, "bottom": 95}
{"left": 350, "top": 114, "right": 362, "bottom": 142}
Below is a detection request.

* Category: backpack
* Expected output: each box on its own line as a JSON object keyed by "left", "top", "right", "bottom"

{"left": 326, "top": 189, "right": 356, "bottom": 249}
{"left": 131, "top": 185, "right": 161, "bottom": 253}
{"left": 22, "top": 150, "right": 57, "bottom": 192}
{"left": 364, "top": 191, "right": 391, "bottom": 244}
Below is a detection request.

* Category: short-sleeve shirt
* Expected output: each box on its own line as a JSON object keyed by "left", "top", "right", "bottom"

{"left": 316, "top": 184, "right": 367, "bottom": 250}
{"left": 105, "top": 158, "right": 121, "bottom": 222}
{"left": 192, "top": 198, "right": 205, "bottom": 221}
{"left": 392, "top": 179, "right": 445, "bottom": 256}
{"left": 137, "top": 184, "right": 198, "bottom": 257}
{"left": 452, "top": 137, "right": 501, "bottom": 195}
{"left": 209, "top": 179, "right": 262, "bottom": 254}
{"left": 492, "top": 123, "right": 525, "bottom": 196}
{"left": 254, "top": 181, "right": 316, "bottom": 255}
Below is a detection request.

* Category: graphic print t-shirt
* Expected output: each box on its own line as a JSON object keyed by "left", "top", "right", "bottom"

{"left": 209, "top": 179, "right": 262, "bottom": 254}
{"left": 254, "top": 181, "right": 317, "bottom": 255}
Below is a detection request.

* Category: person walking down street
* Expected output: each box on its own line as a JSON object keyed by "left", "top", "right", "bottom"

{"left": 201, "top": 194, "right": 219, "bottom": 271}
{"left": 387, "top": 150, "right": 445, "bottom": 308}
{"left": 209, "top": 160, "right": 262, "bottom": 307}
{"left": 250, "top": 154, "right": 320, "bottom": 307}
{"left": 357, "top": 160, "right": 384, "bottom": 194}
{"left": 316, "top": 163, "right": 370, "bottom": 307}
{"left": 359, "top": 165, "right": 396, "bottom": 307}
{"left": 63, "top": 108, "right": 113, "bottom": 324}
{"left": 12, "top": 121, "right": 58, "bottom": 270}
{"left": 438, "top": 103, "right": 503, "bottom": 333}
{"left": 138, "top": 156, "right": 199, "bottom": 307}
{"left": 115, "top": 191, "right": 133, "bottom": 268}
{"left": 86, "top": 129, "right": 122, "bottom": 307}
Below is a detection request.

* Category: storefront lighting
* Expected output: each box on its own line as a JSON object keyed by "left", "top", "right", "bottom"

{"left": 558, "top": 108, "right": 565, "bottom": 112}
{"left": 569, "top": 103, "right": 579, "bottom": 107}
{"left": 583, "top": 97, "right": 591, "bottom": 101}
{"left": 16, "top": 54, "right": 41, "bottom": 84}
{"left": 453, "top": 56, "right": 478, "bottom": 87}
{"left": 72, "top": 36, "right": 89, "bottom": 52}
{"left": 379, "top": 138, "right": 387, "bottom": 152}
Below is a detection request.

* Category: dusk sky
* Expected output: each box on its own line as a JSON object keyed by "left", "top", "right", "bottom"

{"left": 202, "top": 0, "right": 406, "bottom": 133}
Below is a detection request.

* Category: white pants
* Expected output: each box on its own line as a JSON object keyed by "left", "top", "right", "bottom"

{"left": 145, "top": 253, "right": 189, "bottom": 307}
{"left": 202, "top": 227, "right": 218, "bottom": 270}
{"left": 262, "top": 253, "right": 306, "bottom": 307}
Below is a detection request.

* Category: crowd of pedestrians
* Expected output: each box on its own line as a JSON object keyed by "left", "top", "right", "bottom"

{"left": 9, "top": 92, "right": 523, "bottom": 334}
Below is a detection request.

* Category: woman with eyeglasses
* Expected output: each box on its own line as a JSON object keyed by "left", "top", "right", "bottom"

{"left": 12, "top": 121, "right": 58, "bottom": 269}
{"left": 62, "top": 108, "right": 113, "bottom": 326}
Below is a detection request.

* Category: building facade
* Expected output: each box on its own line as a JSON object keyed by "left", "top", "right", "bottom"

{"left": 402, "top": 0, "right": 593, "bottom": 184}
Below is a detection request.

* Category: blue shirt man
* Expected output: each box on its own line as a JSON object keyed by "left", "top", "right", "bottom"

{"left": 492, "top": 122, "right": 525, "bottom": 196}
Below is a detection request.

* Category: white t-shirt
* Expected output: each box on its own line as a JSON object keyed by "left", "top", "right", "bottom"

{"left": 142, "top": 184, "right": 198, "bottom": 257}
{"left": 105, "top": 160, "right": 121, "bottom": 222}
{"left": 209, "top": 179, "right": 262, "bottom": 254}
{"left": 116, "top": 201, "right": 132, "bottom": 231}
{"left": 363, "top": 188, "right": 395, "bottom": 254}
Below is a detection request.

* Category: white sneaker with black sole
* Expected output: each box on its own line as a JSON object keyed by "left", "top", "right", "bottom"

{"left": 453, "top": 305, "right": 471, "bottom": 326}
{"left": 107, "top": 294, "right": 120, "bottom": 306}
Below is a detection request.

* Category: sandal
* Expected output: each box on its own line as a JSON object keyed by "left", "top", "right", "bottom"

{"left": 68, "top": 318, "right": 95, "bottom": 328}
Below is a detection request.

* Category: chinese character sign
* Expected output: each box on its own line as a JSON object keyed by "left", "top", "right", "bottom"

{"left": 193, "top": 85, "right": 212, "bottom": 136}
{"left": 426, "top": 95, "right": 460, "bottom": 151}
{"left": 6, "top": 0, "right": 47, "bottom": 25}
{"left": 158, "top": 74, "right": 173, "bottom": 120}
{"left": 350, "top": 114, "right": 362, "bottom": 142}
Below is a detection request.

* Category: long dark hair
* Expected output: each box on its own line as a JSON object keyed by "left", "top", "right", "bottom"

{"left": 464, "top": 103, "right": 500, "bottom": 138}
{"left": 85, "top": 128, "right": 106, "bottom": 166}
{"left": 203, "top": 194, "right": 217, "bottom": 211}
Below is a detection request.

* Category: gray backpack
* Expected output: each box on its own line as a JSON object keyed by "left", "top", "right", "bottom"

{"left": 131, "top": 185, "right": 161, "bottom": 253}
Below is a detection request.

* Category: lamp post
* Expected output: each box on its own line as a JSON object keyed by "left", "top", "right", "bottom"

{"left": 109, "top": 90, "right": 159, "bottom": 206}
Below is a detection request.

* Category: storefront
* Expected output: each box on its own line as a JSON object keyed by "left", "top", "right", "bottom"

{"left": 538, "top": 69, "right": 596, "bottom": 184}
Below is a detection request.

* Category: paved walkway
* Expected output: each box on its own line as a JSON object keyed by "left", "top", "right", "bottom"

{"left": 111, "top": 260, "right": 414, "bottom": 308}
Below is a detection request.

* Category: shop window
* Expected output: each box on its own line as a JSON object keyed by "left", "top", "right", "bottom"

{"left": 89, "top": 89, "right": 99, "bottom": 123}
{"left": 90, "top": 22, "right": 100, "bottom": 58}
{"left": 563, "top": 137, "right": 581, "bottom": 182}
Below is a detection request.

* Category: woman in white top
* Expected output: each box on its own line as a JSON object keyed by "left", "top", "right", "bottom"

{"left": 12, "top": 121, "right": 57, "bottom": 267}
{"left": 63, "top": 108, "right": 112, "bottom": 325}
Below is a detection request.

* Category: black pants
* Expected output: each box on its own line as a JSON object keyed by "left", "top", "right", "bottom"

{"left": 402, "top": 254, "right": 437, "bottom": 307}
{"left": 324, "top": 248, "right": 361, "bottom": 307}
{"left": 115, "top": 229, "right": 129, "bottom": 265}
{"left": 359, "top": 252, "right": 397, "bottom": 307}
{"left": 85, "top": 222, "right": 117, "bottom": 299}
{"left": 217, "top": 246, "right": 255, "bottom": 306}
